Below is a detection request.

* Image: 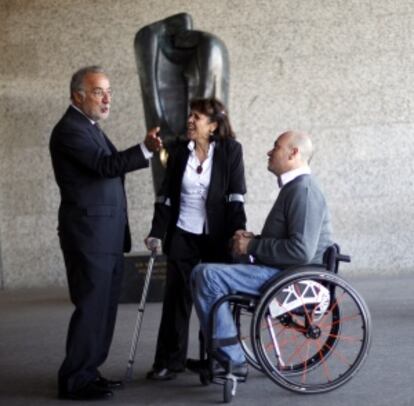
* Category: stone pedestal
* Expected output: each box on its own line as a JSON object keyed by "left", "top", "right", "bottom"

{"left": 120, "top": 251, "right": 166, "bottom": 303}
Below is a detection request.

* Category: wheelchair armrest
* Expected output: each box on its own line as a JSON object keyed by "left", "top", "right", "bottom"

{"left": 323, "top": 244, "right": 351, "bottom": 273}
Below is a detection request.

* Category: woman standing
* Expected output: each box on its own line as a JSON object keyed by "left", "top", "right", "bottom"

{"left": 146, "top": 98, "right": 247, "bottom": 380}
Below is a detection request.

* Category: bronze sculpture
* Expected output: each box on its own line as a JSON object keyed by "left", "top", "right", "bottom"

{"left": 134, "top": 13, "right": 230, "bottom": 193}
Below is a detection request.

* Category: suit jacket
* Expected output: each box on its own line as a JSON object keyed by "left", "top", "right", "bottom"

{"left": 149, "top": 137, "right": 247, "bottom": 255}
{"left": 49, "top": 106, "right": 149, "bottom": 254}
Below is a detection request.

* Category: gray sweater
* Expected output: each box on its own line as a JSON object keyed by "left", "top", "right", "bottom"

{"left": 248, "top": 174, "right": 333, "bottom": 268}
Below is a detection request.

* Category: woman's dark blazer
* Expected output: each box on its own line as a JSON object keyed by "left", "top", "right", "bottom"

{"left": 149, "top": 136, "right": 247, "bottom": 256}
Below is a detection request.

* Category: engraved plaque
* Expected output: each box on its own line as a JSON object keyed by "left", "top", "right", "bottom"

{"left": 120, "top": 252, "right": 167, "bottom": 303}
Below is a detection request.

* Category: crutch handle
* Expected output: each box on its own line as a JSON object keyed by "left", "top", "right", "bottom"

{"left": 146, "top": 237, "right": 161, "bottom": 252}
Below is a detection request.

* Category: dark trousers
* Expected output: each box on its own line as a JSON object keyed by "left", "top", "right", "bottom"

{"left": 58, "top": 251, "right": 124, "bottom": 393}
{"left": 153, "top": 227, "right": 227, "bottom": 370}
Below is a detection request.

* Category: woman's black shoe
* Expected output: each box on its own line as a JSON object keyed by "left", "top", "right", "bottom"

{"left": 146, "top": 368, "right": 177, "bottom": 381}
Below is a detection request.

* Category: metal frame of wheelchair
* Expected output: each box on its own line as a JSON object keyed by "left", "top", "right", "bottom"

{"left": 199, "top": 245, "right": 372, "bottom": 403}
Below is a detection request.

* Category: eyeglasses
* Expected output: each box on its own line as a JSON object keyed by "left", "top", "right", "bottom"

{"left": 80, "top": 88, "right": 113, "bottom": 98}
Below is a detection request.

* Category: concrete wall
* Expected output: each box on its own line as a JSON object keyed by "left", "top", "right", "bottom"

{"left": 1, "top": 0, "right": 413, "bottom": 288}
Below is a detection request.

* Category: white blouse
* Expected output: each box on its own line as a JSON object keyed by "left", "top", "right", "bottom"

{"left": 176, "top": 141, "right": 215, "bottom": 234}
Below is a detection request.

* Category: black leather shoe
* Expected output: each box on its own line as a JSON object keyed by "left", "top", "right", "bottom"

{"left": 146, "top": 368, "right": 177, "bottom": 381}
{"left": 227, "top": 362, "right": 249, "bottom": 379}
{"left": 187, "top": 358, "right": 248, "bottom": 379}
{"left": 211, "top": 361, "right": 249, "bottom": 379}
{"left": 59, "top": 382, "right": 113, "bottom": 400}
{"left": 95, "top": 376, "right": 124, "bottom": 390}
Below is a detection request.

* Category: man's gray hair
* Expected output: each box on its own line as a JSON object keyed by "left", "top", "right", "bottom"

{"left": 289, "top": 131, "right": 314, "bottom": 164}
{"left": 70, "top": 65, "right": 105, "bottom": 98}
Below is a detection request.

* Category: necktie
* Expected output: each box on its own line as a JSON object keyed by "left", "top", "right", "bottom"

{"left": 94, "top": 122, "right": 105, "bottom": 138}
{"left": 94, "top": 123, "right": 112, "bottom": 151}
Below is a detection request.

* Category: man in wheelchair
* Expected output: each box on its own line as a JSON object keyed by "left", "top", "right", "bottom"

{"left": 191, "top": 130, "right": 333, "bottom": 379}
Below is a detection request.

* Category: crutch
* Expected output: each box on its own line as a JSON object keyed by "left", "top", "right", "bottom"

{"left": 124, "top": 239, "right": 160, "bottom": 382}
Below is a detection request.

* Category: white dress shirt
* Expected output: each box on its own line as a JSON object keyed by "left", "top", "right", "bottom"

{"left": 278, "top": 166, "right": 311, "bottom": 188}
{"left": 176, "top": 141, "right": 215, "bottom": 234}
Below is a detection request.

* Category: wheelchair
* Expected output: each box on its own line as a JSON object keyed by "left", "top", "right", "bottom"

{"left": 198, "top": 245, "right": 372, "bottom": 403}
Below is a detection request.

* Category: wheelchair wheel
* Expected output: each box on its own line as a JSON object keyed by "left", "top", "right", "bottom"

{"left": 251, "top": 268, "right": 372, "bottom": 394}
{"left": 223, "top": 377, "right": 236, "bottom": 403}
{"left": 233, "top": 305, "right": 262, "bottom": 371}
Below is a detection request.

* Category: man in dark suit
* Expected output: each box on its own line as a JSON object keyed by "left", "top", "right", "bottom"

{"left": 49, "top": 66, "right": 162, "bottom": 401}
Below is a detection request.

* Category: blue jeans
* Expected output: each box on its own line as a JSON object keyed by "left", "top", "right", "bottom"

{"left": 191, "top": 263, "right": 281, "bottom": 365}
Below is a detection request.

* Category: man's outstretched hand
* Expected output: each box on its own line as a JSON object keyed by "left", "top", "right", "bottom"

{"left": 144, "top": 127, "right": 163, "bottom": 152}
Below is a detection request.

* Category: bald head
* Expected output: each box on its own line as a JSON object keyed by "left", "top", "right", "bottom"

{"left": 267, "top": 130, "right": 313, "bottom": 176}
{"left": 284, "top": 130, "right": 313, "bottom": 164}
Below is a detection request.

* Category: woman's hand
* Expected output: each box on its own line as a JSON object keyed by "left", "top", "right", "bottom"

{"left": 144, "top": 237, "right": 162, "bottom": 252}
